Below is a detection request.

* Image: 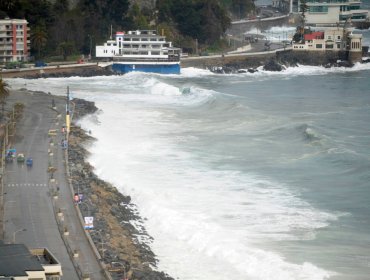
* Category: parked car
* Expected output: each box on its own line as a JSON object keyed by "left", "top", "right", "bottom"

{"left": 35, "top": 61, "right": 47, "bottom": 67}
{"left": 26, "top": 157, "right": 33, "bottom": 167}
{"left": 17, "top": 153, "right": 25, "bottom": 163}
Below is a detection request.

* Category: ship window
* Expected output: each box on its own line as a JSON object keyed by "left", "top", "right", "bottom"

{"left": 141, "top": 38, "right": 148, "bottom": 41}
{"left": 316, "top": 44, "right": 323, "bottom": 48}
{"left": 123, "top": 38, "right": 130, "bottom": 41}
{"left": 123, "top": 44, "right": 130, "bottom": 48}
{"left": 150, "top": 38, "right": 157, "bottom": 41}
{"left": 133, "top": 45, "right": 139, "bottom": 48}
{"left": 140, "top": 51, "right": 148, "bottom": 55}
{"left": 152, "top": 51, "right": 160, "bottom": 55}
{"left": 132, "top": 38, "right": 139, "bottom": 41}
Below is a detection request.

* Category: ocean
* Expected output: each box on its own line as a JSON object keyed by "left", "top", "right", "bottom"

{"left": 8, "top": 31, "right": 370, "bottom": 280}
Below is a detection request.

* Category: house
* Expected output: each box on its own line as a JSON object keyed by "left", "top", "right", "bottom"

{"left": 0, "top": 18, "right": 30, "bottom": 63}
{"left": 292, "top": 28, "right": 363, "bottom": 51}
{"left": 292, "top": 27, "right": 364, "bottom": 63}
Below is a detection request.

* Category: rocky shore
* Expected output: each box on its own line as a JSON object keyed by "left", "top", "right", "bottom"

{"left": 208, "top": 49, "right": 370, "bottom": 74}
{"left": 68, "top": 99, "right": 174, "bottom": 280}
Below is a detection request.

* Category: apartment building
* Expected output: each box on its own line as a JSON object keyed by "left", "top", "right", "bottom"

{"left": 0, "top": 18, "right": 30, "bottom": 63}
{"left": 303, "top": 0, "right": 369, "bottom": 26}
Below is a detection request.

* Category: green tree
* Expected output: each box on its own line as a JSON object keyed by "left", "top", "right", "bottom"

{"left": 58, "top": 41, "right": 74, "bottom": 61}
{"left": 31, "top": 25, "right": 47, "bottom": 59}
{"left": 199, "top": 0, "right": 231, "bottom": 44}
{"left": 0, "top": 77, "right": 10, "bottom": 121}
{"left": 300, "top": 0, "right": 308, "bottom": 26}
{"left": 128, "top": 3, "right": 149, "bottom": 29}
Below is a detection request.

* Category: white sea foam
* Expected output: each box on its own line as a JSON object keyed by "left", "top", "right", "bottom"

{"left": 76, "top": 94, "right": 338, "bottom": 280}
{"left": 7, "top": 66, "right": 367, "bottom": 280}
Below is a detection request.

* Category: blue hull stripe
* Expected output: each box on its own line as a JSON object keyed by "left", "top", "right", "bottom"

{"left": 112, "top": 63, "right": 180, "bottom": 74}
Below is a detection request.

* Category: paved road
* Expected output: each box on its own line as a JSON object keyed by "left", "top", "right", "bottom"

{"left": 3, "top": 90, "right": 105, "bottom": 279}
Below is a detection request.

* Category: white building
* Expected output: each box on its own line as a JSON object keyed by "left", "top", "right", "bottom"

{"left": 303, "top": 0, "right": 369, "bottom": 26}
{"left": 0, "top": 18, "right": 30, "bottom": 63}
{"left": 292, "top": 28, "right": 362, "bottom": 51}
{"left": 96, "top": 30, "right": 180, "bottom": 60}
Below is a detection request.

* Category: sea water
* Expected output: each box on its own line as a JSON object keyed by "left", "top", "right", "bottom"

{"left": 8, "top": 32, "right": 370, "bottom": 280}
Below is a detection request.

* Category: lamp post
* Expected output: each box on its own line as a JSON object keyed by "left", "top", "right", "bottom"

{"left": 13, "top": 228, "right": 26, "bottom": 243}
{"left": 88, "top": 35, "right": 92, "bottom": 60}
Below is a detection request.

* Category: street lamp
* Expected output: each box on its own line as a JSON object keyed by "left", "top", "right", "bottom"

{"left": 13, "top": 228, "right": 26, "bottom": 243}
{"left": 88, "top": 35, "right": 92, "bottom": 60}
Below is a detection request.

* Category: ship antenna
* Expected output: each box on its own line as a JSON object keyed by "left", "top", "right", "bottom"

{"left": 110, "top": 24, "right": 112, "bottom": 39}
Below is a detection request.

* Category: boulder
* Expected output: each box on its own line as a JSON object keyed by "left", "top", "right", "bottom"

{"left": 263, "top": 60, "right": 283, "bottom": 71}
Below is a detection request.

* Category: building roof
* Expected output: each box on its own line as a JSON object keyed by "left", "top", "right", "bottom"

{"left": 0, "top": 244, "right": 44, "bottom": 277}
{"left": 0, "top": 18, "right": 28, "bottom": 24}
{"left": 304, "top": 32, "right": 325, "bottom": 41}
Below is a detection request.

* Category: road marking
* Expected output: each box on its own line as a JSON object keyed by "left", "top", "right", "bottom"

{"left": 7, "top": 183, "right": 48, "bottom": 187}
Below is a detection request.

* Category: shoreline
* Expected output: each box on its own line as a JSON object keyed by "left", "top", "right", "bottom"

{"left": 68, "top": 99, "right": 174, "bottom": 280}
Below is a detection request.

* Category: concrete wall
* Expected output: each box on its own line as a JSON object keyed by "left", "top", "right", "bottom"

{"left": 228, "top": 16, "right": 291, "bottom": 36}
{"left": 0, "top": 64, "right": 100, "bottom": 78}
{"left": 276, "top": 49, "right": 348, "bottom": 65}
{"left": 181, "top": 53, "right": 276, "bottom": 69}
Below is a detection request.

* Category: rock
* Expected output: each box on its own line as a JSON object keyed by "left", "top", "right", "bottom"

{"left": 263, "top": 59, "right": 283, "bottom": 71}
{"left": 247, "top": 68, "right": 258, "bottom": 73}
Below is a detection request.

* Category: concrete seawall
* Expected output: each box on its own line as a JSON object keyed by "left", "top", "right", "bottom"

{"left": 181, "top": 51, "right": 277, "bottom": 69}
{"left": 0, "top": 63, "right": 102, "bottom": 78}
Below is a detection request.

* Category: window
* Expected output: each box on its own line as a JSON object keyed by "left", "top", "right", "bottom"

{"left": 316, "top": 44, "right": 323, "bottom": 48}
{"left": 309, "top": 6, "right": 328, "bottom": 13}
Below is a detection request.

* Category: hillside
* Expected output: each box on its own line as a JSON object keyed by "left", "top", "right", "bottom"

{"left": 0, "top": 0, "right": 255, "bottom": 60}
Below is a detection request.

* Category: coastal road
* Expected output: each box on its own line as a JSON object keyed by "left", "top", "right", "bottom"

{"left": 3, "top": 90, "right": 105, "bottom": 279}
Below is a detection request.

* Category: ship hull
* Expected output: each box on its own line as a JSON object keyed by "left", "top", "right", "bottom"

{"left": 111, "top": 62, "right": 180, "bottom": 74}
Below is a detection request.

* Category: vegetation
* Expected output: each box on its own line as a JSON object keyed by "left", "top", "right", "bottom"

{"left": 0, "top": 77, "right": 10, "bottom": 121}
{"left": 0, "top": 0, "right": 255, "bottom": 57}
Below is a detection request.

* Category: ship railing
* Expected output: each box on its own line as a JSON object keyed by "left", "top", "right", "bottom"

{"left": 112, "top": 56, "right": 180, "bottom": 62}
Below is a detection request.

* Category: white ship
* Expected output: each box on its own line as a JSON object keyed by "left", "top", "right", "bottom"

{"left": 96, "top": 30, "right": 181, "bottom": 74}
